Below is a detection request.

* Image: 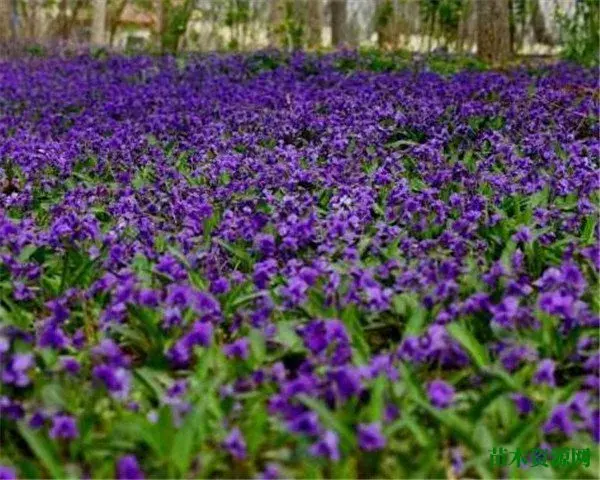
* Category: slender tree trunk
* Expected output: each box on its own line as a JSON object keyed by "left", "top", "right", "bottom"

{"left": 0, "top": 0, "right": 11, "bottom": 42}
{"left": 154, "top": 0, "right": 164, "bottom": 51}
{"left": 91, "top": 0, "right": 107, "bottom": 46}
{"left": 108, "top": 0, "right": 128, "bottom": 46}
{"left": 330, "top": 0, "right": 346, "bottom": 47}
{"left": 57, "top": 0, "right": 67, "bottom": 39}
{"left": 476, "top": 0, "right": 511, "bottom": 65}
{"left": 508, "top": 0, "right": 515, "bottom": 54}
{"left": 268, "top": 0, "right": 282, "bottom": 46}
{"left": 307, "top": 0, "right": 322, "bottom": 47}
{"left": 530, "top": 0, "right": 550, "bottom": 44}
{"left": 375, "top": 0, "right": 392, "bottom": 48}
{"left": 28, "top": 0, "right": 41, "bottom": 42}
{"left": 53, "top": 0, "right": 82, "bottom": 42}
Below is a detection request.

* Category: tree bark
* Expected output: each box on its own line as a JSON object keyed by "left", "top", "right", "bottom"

{"left": 306, "top": 0, "right": 322, "bottom": 47}
{"left": 27, "top": 0, "right": 41, "bottom": 42}
{"left": 530, "top": 0, "right": 551, "bottom": 45}
{"left": 108, "top": 0, "right": 127, "bottom": 46}
{"left": 57, "top": 0, "right": 68, "bottom": 39}
{"left": 375, "top": 0, "right": 394, "bottom": 48}
{"left": 476, "top": 0, "right": 511, "bottom": 65}
{"left": 330, "top": 0, "right": 346, "bottom": 47}
{"left": 0, "top": 0, "right": 11, "bottom": 42}
{"left": 91, "top": 0, "right": 107, "bottom": 46}
{"left": 268, "top": 0, "right": 282, "bottom": 46}
{"left": 154, "top": 0, "right": 164, "bottom": 51}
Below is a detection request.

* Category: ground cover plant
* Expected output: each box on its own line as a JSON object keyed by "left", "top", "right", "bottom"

{"left": 0, "top": 50, "right": 598, "bottom": 479}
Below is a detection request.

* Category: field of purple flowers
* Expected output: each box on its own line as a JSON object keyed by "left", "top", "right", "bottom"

{"left": 0, "top": 51, "right": 598, "bottom": 479}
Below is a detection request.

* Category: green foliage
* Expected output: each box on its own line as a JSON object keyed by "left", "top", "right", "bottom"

{"left": 276, "top": 0, "right": 306, "bottom": 51}
{"left": 419, "top": 0, "right": 465, "bottom": 48}
{"left": 161, "top": 0, "right": 195, "bottom": 53}
{"left": 556, "top": 0, "right": 599, "bottom": 66}
{"left": 225, "top": 0, "right": 251, "bottom": 50}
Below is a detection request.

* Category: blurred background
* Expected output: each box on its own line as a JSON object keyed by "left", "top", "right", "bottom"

{"left": 0, "top": 0, "right": 597, "bottom": 65}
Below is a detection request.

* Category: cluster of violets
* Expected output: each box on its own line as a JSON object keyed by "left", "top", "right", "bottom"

{"left": 0, "top": 51, "right": 598, "bottom": 479}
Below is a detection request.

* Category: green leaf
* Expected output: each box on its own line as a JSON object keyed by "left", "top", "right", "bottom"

{"left": 134, "top": 367, "right": 166, "bottom": 400}
{"left": 581, "top": 215, "right": 597, "bottom": 244}
{"left": 17, "top": 424, "right": 65, "bottom": 479}
{"left": 171, "top": 405, "right": 202, "bottom": 476}
{"left": 214, "top": 239, "right": 253, "bottom": 270}
{"left": 399, "top": 364, "right": 478, "bottom": 451}
{"left": 249, "top": 328, "right": 266, "bottom": 364}
{"left": 297, "top": 394, "right": 355, "bottom": 449}
{"left": 17, "top": 245, "right": 40, "bottom": 262}
{"left": 367, "top": 376, "right": 386, "bottom": 423}
{"left": 340, "top": 305, "right": 370, "bottom": 364}
{"left": 274, "top": 321, "right": 303, "bottom": 350}
{"left": 244, "top": 398, "right": 268, "bottom": 456}
{"left": 447, "top": 322, "right": 490, "bottom": 369}
{"left": 229, "top": 291, "right": 267, "bottom": 310}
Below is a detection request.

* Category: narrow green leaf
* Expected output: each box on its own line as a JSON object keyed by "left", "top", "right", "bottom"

{"left": 447, "top": 322, "right": 489, "bottom": 369}
{"left": 297, "top": 394, "right": 355, "bottom": 449}
{"left": 17, "top": 424, "right": 65, "bottom": 479}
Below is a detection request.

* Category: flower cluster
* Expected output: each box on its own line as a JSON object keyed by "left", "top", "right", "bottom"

{"left": 0, "top": 51, "right": 598, "bottom": 478}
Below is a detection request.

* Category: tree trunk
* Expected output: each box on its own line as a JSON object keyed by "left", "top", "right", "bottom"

{"left": 306, "top": 0, "right": 322, "bottom": 47}
{"left": 91, "top": 0, "right": 107, "bottom": 46}
{"left": 375, "top": 0, "right": 394, "bottom": 49}
{"left": 530, "top": 0, "right": 551, "bottom": 45}
{"left": 476, "top": 0, "right": 511, "bottom": 65}
{"left": 108, "top": 0, "right": 128, "bottom": 46}
{"left": 57, "top": 0, "right": 68, "bottom": 39}
{"left": 330, "top": 0, "right": 346, "bottom": 47}
{"left": 28, "top": 0, "right": 41, "bottom": 42}
{"left": 154, "top": 0, "right": 164, "bottom": 51}
{"left": 268, "top": 0, "right": 282, "bottom": 46}
{"left": 0, "top": 0, "right": 11, "bottom": 43}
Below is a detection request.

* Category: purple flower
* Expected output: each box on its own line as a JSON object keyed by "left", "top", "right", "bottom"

{"left": 331, "top": 367, "right": 361, "bottom": 399}
{"left": 93, "top": 339, "right": 129, "bottom": 367}
{"left": 138, "top": 289, "right": 160, "bottom": 307}
{"left": 538, "top": 291, "right": 576, "bottom": 318}
{"left": 590, "top": 409, "right": 599, "bottom": 443}
{"left": 163, "top": 307, "right": 183, "bottom": 328}
{"left": 490, "top": 296, "right": 520, "bottom": 327}
{"left": 185, "top": 321, "right": 213, "bottom": 348}
{"left": 29, "top": 410, "right": 48, "bottom": 429}
{"left": 0, "top": 466, "right": 16, "bottom": 480}
{"left": 60, "top": 356, "right": 81, "bottom": 375}
{"left": 255, "top": 233, "right": 276, "bottom": 257}
{"left": 0, "top": 396, "right": 24, "bottom": 420}
{"left": 357, "top": 422, "right": 386, "bottom": 451}
{"left": 1, "top": 353, "right": 34, "bottom": 387}
{"left": 499, "top": 345, "right": 537, "bottom": 372}
{"left": 309, "top": 430, "right": 340, "bottom": 461}
{"left": 384, "top": 403, "right": 400, "bottom": 423}
{"left": 280, "top": 277, "right": 309, "bottom": 307}
{"left": 166, "top": 379, "right": 188, "bottom": 401}
{"left": 257, "top": 463, "right": 280, "bottom": 480}
{"left": 510, "top": 394, "right": 534, "bottom": 415}
{"left": 38, "top": 322, "right": 68, "bottom": 349}
{"left": 427, "top": 380, "right": 455, "bottom": 409}
{"left": 116, "top": 455, "right": 144, "bottom": 480}
{"left": 49, "top": 414, "right": 78, "bottom": 440}
{"left": 210, "top": 277, "right": 230, "bottom": 295}
{"left": 533, "top": 359, "right": 556, "bottom": 386}
{"left": 288, "top": 411, "right": 321, "bottom": 435}
{"left": 513, "top": 226, "right": 533, "bottom": 243}
{"left": 543, "top": 404, "right": 576, "bottom": 437}
{"left": 93, "top": 364, "right": 131, "bottom": 400}
{"left": 223, "top": 338, "right": 250, "bottom": 360}
{"left": 223, "top": 427, "right": 247, "bottom": 460}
